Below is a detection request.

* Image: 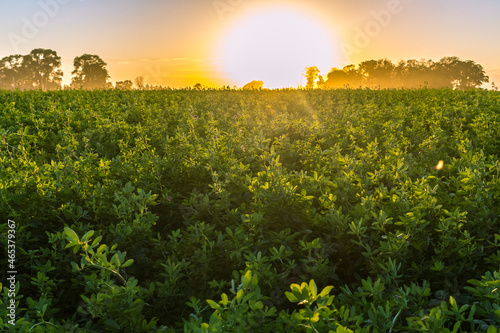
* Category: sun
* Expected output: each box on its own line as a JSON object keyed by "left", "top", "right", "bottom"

{"left": 216, "top": 5, "right": 338, "bottom": 89}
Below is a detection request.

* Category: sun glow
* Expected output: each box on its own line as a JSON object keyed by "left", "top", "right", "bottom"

{"left": 216, "top": 6, "right": 338, "bottom": 88}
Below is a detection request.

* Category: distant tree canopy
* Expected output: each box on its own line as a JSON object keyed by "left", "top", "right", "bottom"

{"left": 71, "top": 54, "right": 111, "bottom": 90}
{"left": 0, "top": 49, "right": 63, "bottom": 90}
{"left": 304, "top": 66, "right": 320, "bottom": 89}
{"left": 0, "top": 49, "right": 490, "bottom": 91}
{"left": 322, "top": 57, "right": 488, "bottom": 89}
{"left": 134, "top": 76, "right": 145, "bottom": 89}
{"left": 115, "top": 80, "right": 133, "bottom": 90}
{"left": 243, "top": 80, "right": 264, "bottom": 90}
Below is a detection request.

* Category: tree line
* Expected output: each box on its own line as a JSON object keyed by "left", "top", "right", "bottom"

{"left": 0, "top": 48, "right": 150, "bottom": 91}
{"left": 305, "top": 57, "right": 489, "bottom": 90}
{"left": 0, "top": 49, "right": 490, "bottom": 91}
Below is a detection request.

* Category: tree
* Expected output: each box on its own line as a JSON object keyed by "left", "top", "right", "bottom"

{"left": 452, "top": 59, "right": 488, "bottom": 89}
{"left": 0, "top": 55, "right": 25, "bottom": 90}
{"left": 304, "top": 66, "right": 320, "bottom": 89}
{"left": 394, "top": 59, "right": 446, "bottom": 88}
{"left": 325, "top": 68, "right": 347, "bottom": 88}
{"left": 134, "top": 76, "right": 144, "bottom": 89}
{"left": 115, "top": 80, "right": 133, "bottom": 90}
{"left": 359, "top": 59, "right": 395, "bottom": 88}
{"left": 242, "top": 80, "right": 263, "bottom": 90}
{"left": 71, "top": 54, "right": 110, "bottom": 90}
{"left": 22, "top": 48, "right": 63, "bottom": 90}
{"left": 325, "top": 65, "right": 362, "bottom": 89}
{"left": 317, "top": 75, "right": 325, "bottom": 89}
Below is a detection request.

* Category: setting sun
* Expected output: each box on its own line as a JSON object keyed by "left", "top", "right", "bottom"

{"left": 216, "top": 6, "right": 338, "bottom": 88}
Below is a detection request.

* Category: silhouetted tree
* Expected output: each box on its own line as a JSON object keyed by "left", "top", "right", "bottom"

{"left": 317, "top": 75, "right": 325, "bottom": 89}
{"left": 0, "top": 55, "right": 25, "bottom": 90}
{"left": 325, "top": 65, "right": 362, "bottom": 88}
{"left": 115, "top": 80, "right": 133, "bottom": 90}
{"left": 394, "top": 59, "right": 428, "bottom": 88}
{"left": 448, "top": 58, "right": 488, "bottom": 90}
{"left": 0, "top": 49, "right": 62, "bottom": 90}
{"left": 322, "top": 57, "right": 488, "bottom": 90}
{"left": 304, "top": 66, "right": 320, "bottom": 89}
{"left": 243, "top": 80, "right": 263, "bottom": 90}
{"left": 325, "top": 68, "right": 347, "bottom": 88}
{"left": 23, "top": 48, "right": 63, "bottom": 90}
{"left": 71, "top": 54, "right": 110, "bottom": 90}
{"left": 134, "top": 76, "right": 145, "bottom": 89}
{"left": 359, "top": 59, "right": 395, "bottom": 88}
{"left": 193, "top": 83, "right": 203, "bottom": 90}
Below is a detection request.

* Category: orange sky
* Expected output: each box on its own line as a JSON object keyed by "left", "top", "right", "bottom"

{"left": 1, "top": 0, "right": 499, "bottom": 88}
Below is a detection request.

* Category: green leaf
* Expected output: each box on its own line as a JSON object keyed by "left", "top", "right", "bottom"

{"left": 221, "top": 293, "right": 229, "bottom": 306}
{"left": 207, "top": 299, "right": 221, "bottom": 310}
{"left": 97, "top": 244, "right": 107, "bottom": 254}
{"left": 449, "top": 296, "right": 458, "bottom": 311}
{"left": 319, "top": 286, "right": 334, "bottom": 297}
{"left": 81, "top": 230, "right": 94, "bottom": 242}
{"left": 467, "top": 279, "right": 483, "bottom": 287}
{"left": 290, "top": 284, "right": 304, "bottom": 302}
{"left": 64, "top": 227, "right": 79, "bottom": 243}
{"left": 285, "top": 291, "right": 299, "bottom": 303}
{"left": 91, "top": 235, "right": 102, "bottom": 248}
{"left": 253, "top": 301, "right": 263, "bottom": 310}
{"left": 487, "top": 326, "right": 498, "bottom": 333}
{"left": 104, "top": 318, "right": 121, "bottom": 330}
{"left": 41, "top": 303, "right": 48, "bottom": 316}
{"left": 241, "top": 270, "right": 252, "bottom": 288}
{"left": 122, "top": 259, "right": 134, "bottom": 268}
{"left": 336, "top": 325, "right": 354, "bottom": 333}
{"left": 235, "top": 289, "right": 244, "bottom": 302}
{"left": 70, "top": 261, "right": 80, "bottom": 271}
{"left": 309, "top": 280, "right": 318, "bottom": 298}
{"left": 110, "top": 253, "right": 121, "bottom": 267}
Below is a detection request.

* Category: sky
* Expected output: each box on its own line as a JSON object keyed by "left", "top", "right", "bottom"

{"left": 1, "top": 0, "right": 499, "bottom": 88}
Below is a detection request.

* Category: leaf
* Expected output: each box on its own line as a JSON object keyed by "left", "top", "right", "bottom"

{"left": 64, "top": 227, "right": 80, "bottom": 243}
{"left": 495, "top": 310, "right": 500, "bottom": 321}
{"left": 91, "top": 235, "right": 102, "bottom": 248}
{"left": 206, "top": 299, "right": 221, "bottom": 311}
{"left": 104, "top": 318, "right": 121, "bottom": 330}
{"left": 336, "top": 326, "right": 354, "bottom": 333}
{"left": 81, "top": 230, "right": 94, "bottom": 242}
{"left": 110, "top": 253, "right": 121, "bottom": 267}
{"left": 285, "top": 291, "right": 299, "bottom": 303}
{"left": 319, "top": 286, "right": 334, "bottom": 297}
{"left": 241, "top": 270, "right": 252, "bottom": 288}
{"left": 487, "top": 326, "right": 498, "bottom": 333}
{"left": 41, "top": 303, "right": 48, "bottom": 315}
{"left": 467, "top": 279, "right": 483, "bottom": 287}
{"left": 253, "top": 301, "right": 263, "bottom": 310}
{"left": 221, "top": 293, "right": 229, "bottom": 305}
{"left": 122, "top": 259, "right": 134, "bottom": 268}
{"left": 309, "top": 280, "right": 318, "bottom": 298}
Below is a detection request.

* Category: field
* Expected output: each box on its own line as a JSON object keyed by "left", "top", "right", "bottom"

{"left": 1, "top": 88, "right": 500, "bottom": 332}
